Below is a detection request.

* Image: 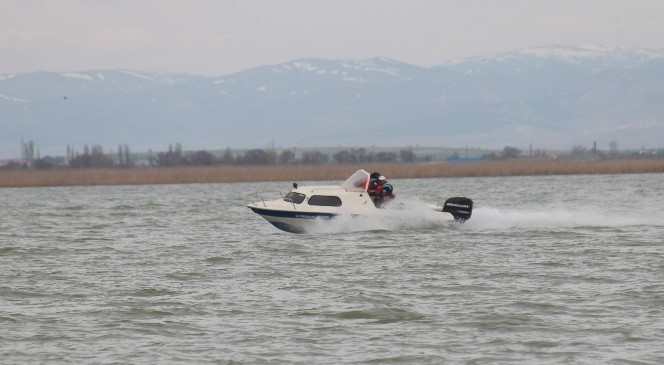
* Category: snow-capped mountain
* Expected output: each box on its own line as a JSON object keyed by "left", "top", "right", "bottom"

{"left": 505, "top": 45, "right": 664, "bottom": 62}
{"left": 1, "top": 47, "right": 664, "bottom": 157}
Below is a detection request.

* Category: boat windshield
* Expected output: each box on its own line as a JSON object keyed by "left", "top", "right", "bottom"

{"left": 341, "top": 169, "right": 370, "bottom": 192}
{"left": 308, "top": 195, "right": 342, "bottom": 207}
{"left": 283, "top": 192, "right": 306, "bottom": 204}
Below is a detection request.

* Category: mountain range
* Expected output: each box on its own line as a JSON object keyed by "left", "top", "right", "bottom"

{"left": 1, "top": 45, "right": 664, "bottom": 157}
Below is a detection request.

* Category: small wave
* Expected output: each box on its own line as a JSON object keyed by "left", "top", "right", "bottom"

{"left": 110, "top": 204, "right": 135, "bottom": 210}
{"left": 62, "top": 205, "right": 87, "bottom": 211}
{"left": 365, "top": 355, "right": 442, "bottom": 364}
{"left": 0, "top": 315, "right": 18, "bottom": 323}
{"left": 0, "top": 247, "right": 18, "bottom": 256}
{"left": 123, "top": 307, "right": 175, "bottom": 318}
{"left": 521, "top": 340, "right": 560, "bottom": 348}
{"left": 331, "top": 307, "right": 424, "bottom": 324}
{"left": 204, "top": 256, "right": 233, "bottom": 264}
{"left": 510, "top": 301, "right": 568, "bottom": 313}
{"left": 130, "top": 288, "right": 177, "bottom": 297}
{"left": 166, "top": 272, "right": 207, "bottom": 280}
{"left": 0, "top": 287, "right": 48, "bottom": 298}
{"left": 460, "top": 313, "right": 539, "bottom": 330}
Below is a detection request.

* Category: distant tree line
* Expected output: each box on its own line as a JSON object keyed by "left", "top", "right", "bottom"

{"left": 3, "top": 141, "right": 424, "bottom": 170}
{"left": 482, "top": 146, "right": 523, "bottom": 160}
{"left": 332, "top": 148, "right": 416, "bottom": 164}
{"left": 5, "top": 140, "right": 664, "bottom": 171}
{"left": 480, "top": 144, "right": 664, "bottom": 161}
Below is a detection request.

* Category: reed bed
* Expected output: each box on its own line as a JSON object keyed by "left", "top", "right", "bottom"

{"left": 1, "top": 159, "right": 663, "bottom": 188}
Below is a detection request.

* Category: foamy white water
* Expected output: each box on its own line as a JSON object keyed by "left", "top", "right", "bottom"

{"left": 467, "top": 205, "right": 664, "bottom": 229}
{"left": 313, "top": 195, "right": 663, "bottom": 233}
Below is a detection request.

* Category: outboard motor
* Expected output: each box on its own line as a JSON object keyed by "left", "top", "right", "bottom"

{"left": 442, "top": 197, "right": 473, "bottom": 223}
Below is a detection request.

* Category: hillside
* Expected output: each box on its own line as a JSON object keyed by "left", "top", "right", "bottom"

{"left": 1, "top": 45, "right": 664, "bottom": 157}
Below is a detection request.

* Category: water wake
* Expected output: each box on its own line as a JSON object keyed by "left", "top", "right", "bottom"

{"left": 309, "top": 198, "right": 661, "bottom": 234}
{"left": 308, "top": 199, "right": 453, "bottom": 234}
{"left": 468, "top": 206, "right": 661, "bottom": 230}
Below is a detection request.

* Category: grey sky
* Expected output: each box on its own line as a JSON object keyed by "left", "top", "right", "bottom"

{"left": 2, "top": 0, "right": 663, "bottom": 75}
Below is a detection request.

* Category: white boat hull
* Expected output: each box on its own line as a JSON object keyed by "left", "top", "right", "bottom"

{"left": 248, "top": 206, "right": 336, "bottom": 233}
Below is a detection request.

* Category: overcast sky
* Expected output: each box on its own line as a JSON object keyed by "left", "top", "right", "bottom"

{"left": 2, "top": 0, "right": 664, "bottom": 75}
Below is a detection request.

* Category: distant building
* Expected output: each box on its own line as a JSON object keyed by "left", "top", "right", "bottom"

{"left": 609, "top": 141, "right": 619, "bottom": 155}
{"left": 20, "top": 140, "right": 37, "bottom": 167}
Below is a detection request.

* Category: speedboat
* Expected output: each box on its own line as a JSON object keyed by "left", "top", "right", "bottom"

{"left": 247, "top": 169, "right": 473, "bottom": 233}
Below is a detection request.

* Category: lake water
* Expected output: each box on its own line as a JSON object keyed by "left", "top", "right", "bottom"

{"left": 1, "top": 173, "right": 664, "bottom": 364}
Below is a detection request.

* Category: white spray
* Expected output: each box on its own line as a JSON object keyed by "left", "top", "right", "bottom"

{"left": 308, "top": 197, "right": 661, "bottom": 234}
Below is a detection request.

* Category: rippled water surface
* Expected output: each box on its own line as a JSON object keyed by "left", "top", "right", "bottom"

{"left": 2, "top": 174, "right": 664, "bottom": 364}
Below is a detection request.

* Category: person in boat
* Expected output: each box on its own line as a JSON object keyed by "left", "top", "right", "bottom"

{"left": 368, "top": 173, "right": 395, "bottom": 207}
{"left": 367, "top": 172, "right": 381, "bottom": 197}
{"left": 382, "top": 179, "right": 395, "bottom": 201}
{"left": 376, "top": 175, "right": 396, "bottom": 206}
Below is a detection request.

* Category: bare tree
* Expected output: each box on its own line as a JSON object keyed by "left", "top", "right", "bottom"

{"left": 399, "top": 149, "right": 416, "bottom": 163}
{"left": 502, "top": 146, "right": 521, "bottom": 159}
{"left": 301, "top": 150, "right": 329, "bottom": 164}
{"left": 239, "top": 149, "right": 277, "bottom": 165}
{"left": 221, "top": 148, "right": 235, "bottom": 164}
{"left": 188, "top": 150, "right": 215, "bottom": 165}
{"left": 278, "top": 149, "right": 296, "bottom": 164}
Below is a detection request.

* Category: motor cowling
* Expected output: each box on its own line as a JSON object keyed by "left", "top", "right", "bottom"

{"left": 442, "top": 197, "right": 473, "bottom": 223}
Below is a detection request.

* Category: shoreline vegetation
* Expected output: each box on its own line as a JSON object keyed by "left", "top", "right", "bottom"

{"left": 1, "top": 159, "right": 663, "bottom": 188}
